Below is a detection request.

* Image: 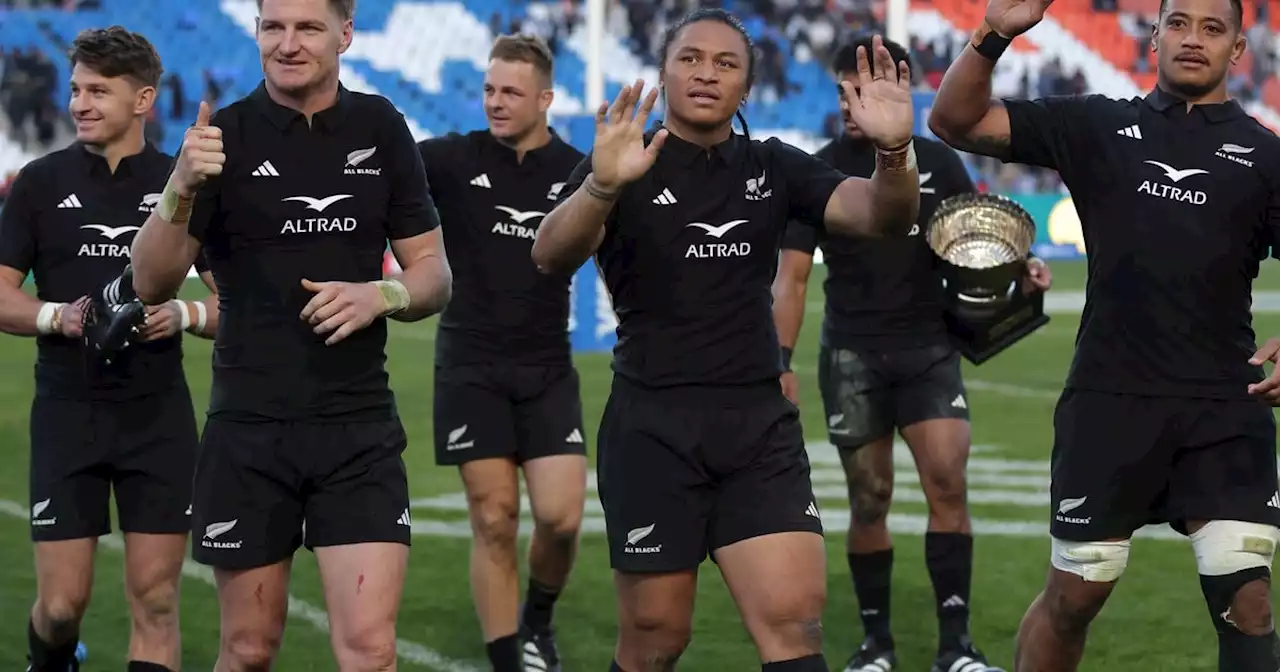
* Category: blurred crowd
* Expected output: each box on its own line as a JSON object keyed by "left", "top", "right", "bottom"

{"left": 3, "top": 0, "right": 1279, "bottom": 202}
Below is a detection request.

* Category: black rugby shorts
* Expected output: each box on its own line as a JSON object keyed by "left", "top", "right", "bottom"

{"left": 28, "top": 386, "right": 198, "bottom": 542}
{"left": 433, "top": 364, "right": 586, "bottom": 466}
{"left": 596, "top": 377, "right": 824, "bottom": 573}
{"left": 191, "top": 417, "right": 411, "bottom": 570}
{"left": 1049, "top": 389, "right": 1280, "bottom": 541}
{"left": 817, "top": 343, "right": 969, "bottom": 447}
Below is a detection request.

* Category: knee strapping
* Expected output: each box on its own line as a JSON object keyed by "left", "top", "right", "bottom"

{"left": 1050, "top": 537, "right": 1131, "bottom": 583}
{"left": 1191, "top": 521, "right": 1279, "bottom": 577}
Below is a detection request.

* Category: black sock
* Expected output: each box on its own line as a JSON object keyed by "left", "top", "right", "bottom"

{"left": 27, "top": 620, "right": 79, "bottom": 671}
{"left": 1200, "top": 569, "right": 1280, "bottom": 671}
{"left": 848, "top": 549, "right": 894, "bottom": 646}
{"left": 485, "top": 634, "right": 521, "bottom": 672}
{"left": 925, "top": 531, "right": 974, "bottom": 652}
{"left": 609, "top": 661, "right": 628, "bottom": 672}
{"left": 1217, "top": 630, "right": 1280, "bottom": 671}
{"left": 522, "top": 578, "right": 561, "bottom": 632}
{"left": 127, "top": 663, "right": 174, "bottom": 672}
{"left": 761, "top": 654, "right": 828, "bottom": 671}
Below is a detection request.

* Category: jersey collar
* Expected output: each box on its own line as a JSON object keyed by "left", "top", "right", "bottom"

{"left": 72, "top": 140, "right": 162, "bottom": 180}
{"left": 656, "top": 128, "right": 745, "bottom": 168}
{"left": 250, "top": 80, "right": 352, "bottom": 132}
{"left": 479, "top": 128, "right": 562, "bottom": 168}
{"left": 1143, "top": 86, "right": 1246, "bottom": 124}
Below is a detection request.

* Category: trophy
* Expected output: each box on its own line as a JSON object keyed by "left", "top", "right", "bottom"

{"left": 926, "top": 193, "right": 1050, "bottom": 365}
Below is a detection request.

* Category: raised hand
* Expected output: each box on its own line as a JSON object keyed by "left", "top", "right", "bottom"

{"left": 590, "top": 80, "right": 668, "bottom": 191}
{"left": 172, "top": 101, "right": 224, "bottom": 198}
{"left": 984, "top": 0, "right": 1054, "bottom": 38}
{"left": 840, "top": 36, "right": 914, "bottom": 150}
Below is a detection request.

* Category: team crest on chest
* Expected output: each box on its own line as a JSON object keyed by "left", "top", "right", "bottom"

{"left": 344, "top": 146, "right": 381, "bottom": 176}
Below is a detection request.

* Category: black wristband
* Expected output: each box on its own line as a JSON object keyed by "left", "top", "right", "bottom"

{"left": 781, "top": 346, "right": 793, "bottom": 371}
{"left": 972, "top": 26, "right": 1012, "bottom": 61}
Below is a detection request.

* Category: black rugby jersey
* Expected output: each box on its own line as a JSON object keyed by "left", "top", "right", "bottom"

{"left": 0, "top": 142, "right": 200, "bottom": 400}
{"left": 556, "top": 130, "right": 848, "bottom": 387}
{"left": 186, "top": 83, "right": 438, "bottom": 421}
{"left": 782, "top": 134, "right": 974, "bottom": 349}
{"left": 419, "top": 130, "right": 583, "bottom": 367}
{"left": 1004, "top": 87, "right": 1280, "bottom": 399}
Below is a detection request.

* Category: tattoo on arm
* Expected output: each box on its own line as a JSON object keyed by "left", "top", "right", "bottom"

{"left": 964, "top": 133, "right": 1012, "bottom": 159}
{"left": 949, "top": 100, "right": 1012, "bottom": 160}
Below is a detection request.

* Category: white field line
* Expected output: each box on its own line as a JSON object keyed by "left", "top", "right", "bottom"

{"left": 407, "top": 442, "right": 1187, "bottom": 543}
{"left": 0, "top": 500, "right": 483, "bottom": 672}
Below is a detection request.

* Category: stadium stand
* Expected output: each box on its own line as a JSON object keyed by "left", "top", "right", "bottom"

{"left": 1, "top": 0, "right": 1277, "bottom": 195}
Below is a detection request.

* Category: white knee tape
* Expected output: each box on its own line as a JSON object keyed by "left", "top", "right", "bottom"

{"left": 1050, "top": 537, "right": 1131, "bottom": 583}
{"left": 1190, "top": 520, "right": 1280, "bottom": 577}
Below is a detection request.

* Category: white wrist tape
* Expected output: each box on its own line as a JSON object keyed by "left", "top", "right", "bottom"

{"left": 373, "top": 279, "right": 411, "bottom": 316}
{"left": 193, "top": 300, "right": 208, "bottom": 332}
{"left": 36, "top": 302, "right": 64, "bottom": 335}
{"left": 171, "top": 300, "right": 191, "bottom": 330}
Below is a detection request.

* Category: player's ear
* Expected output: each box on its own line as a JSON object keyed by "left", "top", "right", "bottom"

{"left": 338, "top": 18, "right": 353, "bottom": 54}
{"left": 1230, "top": 33, "right": 1247, "bottom": 65}
{"left": 539, "top": 87, "right": 554, "bottom": 114}
{"left": 133, "top": 84, "right": 157, "bottom": 117}
{"left": 254, "top": 16, "right": 262, "bottom": 39}
{"left": 1148, "top": 21, "right": 1159, "bottom": 53}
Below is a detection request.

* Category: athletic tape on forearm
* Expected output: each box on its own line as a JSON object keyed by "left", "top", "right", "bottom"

{"left": 157, "top": 179, "right": 194, "bottom": 225}
{"left": 373, "top": 279, "right": 411, "bottom": 316}
{"left": 875, "top": 140, "right": 917, "bottom": 173}
{"left": 171, "top": 299, "right": 191, "bottom": 330}
{"left": 36, "top": 302, "right": 64, "bottom": 335}
{"left": 193, "top": 300, "right": 207, "bottom": 332}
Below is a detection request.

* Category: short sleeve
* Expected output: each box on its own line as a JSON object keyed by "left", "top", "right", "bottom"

{"left": 186, "top": 175, "right": 222, "bottom": 244}
{"left": 417, "top": 136, "right": 451, "bottom": 200}
{"left": 781, "top": 220, "right": 819, "bottom": 254}
{"left": 770, "top": 139, "right": 846, "bottom": 228}
{"left": 383, "top": 106, "right": 439, "bottom": 240}
{"left": 1002, "top": 95, "right": 1099, "bottom": 174}
{"left": 0, "top": 166, "right": 41, "bottom": 274}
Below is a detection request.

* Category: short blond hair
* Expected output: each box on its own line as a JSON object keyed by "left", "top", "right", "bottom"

{"left": 257, "top": 0, "right": 355, "bottom": 21}
{"left": 489, "top": 34, "right": 554, "bottom": 84}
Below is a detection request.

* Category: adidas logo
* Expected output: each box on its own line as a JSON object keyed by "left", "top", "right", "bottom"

{"left": 1117, "top": 124, "right": 1142, "bottom": 139}
{"left": 523, "top": 641, "right": 549, "bottom": 670}
{"left": 804, "top": 501, "right": 820, "bottom": 519}
{"left": 566, "top": 428, "right": 584, "bottom": 444}
{"left": 942, "top": 594, "right": 967, "bottom": 609}
{"left": 1267, "top": 491, "right": 1280, "bottom": 509}
{"left": 470, "top": 173, "right": 492, "bottom": 188}
{"left": 652, "top": 188, "right": 677, "bottom": 205}
{"left": 947, "top": 655, "right": 988, "bottom": 672}
{"left": 951, "top": 394, "right": 967, "bottom": 409}
{"left": 397, "top": 508, "right": 411, "bottom": 526}
{"left": 252, "top": 160, "right": 280, "bottom": 177}
{"left": 57, "top": 194, "right": 82, "bottom": 209}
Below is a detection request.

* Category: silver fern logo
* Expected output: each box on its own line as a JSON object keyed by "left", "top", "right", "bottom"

{"left": 344, "top": 146, "right": 381, "bottom": 175}
{"left": 1216, "top": 143, "right": 1256, "bottom": 167}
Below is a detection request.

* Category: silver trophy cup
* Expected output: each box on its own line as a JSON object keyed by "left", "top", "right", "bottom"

{"left": 926, "top": 193, "right": 1050, "bottom": 364}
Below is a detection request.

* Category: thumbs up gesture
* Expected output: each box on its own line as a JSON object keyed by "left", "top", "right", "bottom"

{"left": 173, "top": 101, "right": 224, "bottom": 198}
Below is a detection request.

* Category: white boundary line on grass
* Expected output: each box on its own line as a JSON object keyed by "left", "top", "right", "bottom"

{"left": 0, "top": 499, "right": 483, "bottom": 672}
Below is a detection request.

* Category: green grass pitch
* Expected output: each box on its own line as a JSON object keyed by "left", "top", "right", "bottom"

{"left": 0, "top": 260, "right": 1278, "bottom": 670}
